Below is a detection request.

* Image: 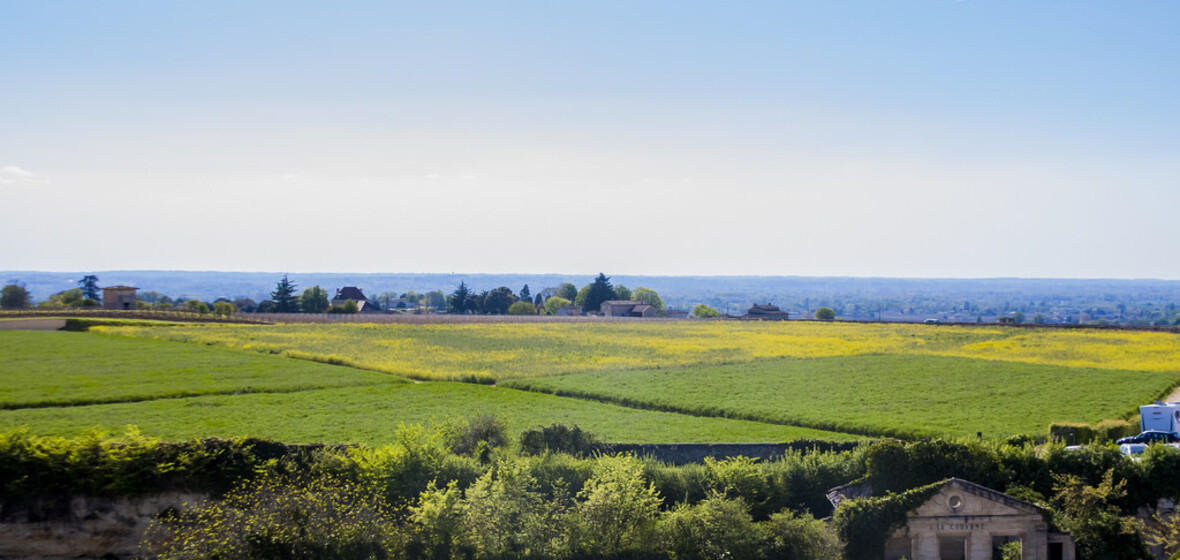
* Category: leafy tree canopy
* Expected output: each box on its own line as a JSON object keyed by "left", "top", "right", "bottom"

{"left": 484, "top": 286, "right": 518, "bottom": 315}
{"left": 557, "top": 283, "right": 578, "bottom": 302}
{"left": 1, "top": 283, "right": 31, "bottom": 309}
{"left": 815, "top": 307, "right": 836, "bottom": 321}
{"left": 300, "top": 286, "right": 330, "bottom": 314}
{"left": 507, "top": 301, "right": 537, "bottom": 315}
{"left": 544, "top": 296, "right": 572, "bottom": 315}
{"left": 631, "top": 287, "right": 666, "bottom": 317}
{"left": 613, "top": 285, "right": 632, "bottom": 301}
{"left": 691, "top": 304, "right": 721, "bottom": 319}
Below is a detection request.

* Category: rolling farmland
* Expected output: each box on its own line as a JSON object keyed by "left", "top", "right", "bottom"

{"left": 3, "top": 320, "right": 1178, "bottom": 443}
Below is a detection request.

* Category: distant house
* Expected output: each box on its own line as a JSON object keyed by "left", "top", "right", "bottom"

{"left": 555, "top": 305, "right": 582, "bottom": 316}
{"left": 742, "top": 303, "right": 789, "bottom": 321}
{"left": 600, "top": 300, "right": 659, "bottom": 318}
{"left": 102, "top": 286, "right": 138, "bottom": 310}
{"left": 332, "top": 287, "right": 383, "bottom": 313}
{"left": 665, "top": 309, "right": 690, "bottom": 319}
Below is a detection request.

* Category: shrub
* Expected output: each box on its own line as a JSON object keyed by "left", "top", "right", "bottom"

{"left": 519, "top": 424, "right": 599, "bottom": 457}
{"left": 1049, "top": 422, "right": 1095, "bottom": 446}
{"left": 657, "top": 493, "right": 762, "bottom": 560}
{"left": 438, "top": 414, "right": 508, "bottom": 460}
{"left": 461, "top": 457, "right": 570, "bottom": 558}
{"left": 144, "top": 473, "right": 400, "bottom": 560}
{"left": 1094, "top": 419, "right": 1137, "bottom": 443}
{"left": 760, "top": 510, "right": 841, "bottom": 560}
{"left": 507, "top": 301, "right": 537, "bottom": 315}
{"left": 212, "top": 302, "right": 236, "bottom": 317}
{"left": 814, "top": 307, "right": 836, "bottom": 321}
{"left": 572, "top": 454, "right": 663, "bottom": 556}
{"left": 690, "top": 304, "right": 721, "bottom": 319}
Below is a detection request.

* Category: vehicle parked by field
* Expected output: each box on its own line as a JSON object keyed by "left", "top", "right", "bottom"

{"left": 1115, "top": 430, "right": 1180, "bottom": 445}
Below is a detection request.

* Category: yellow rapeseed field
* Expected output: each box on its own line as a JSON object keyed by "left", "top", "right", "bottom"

{"left": 95, "top": 322, "right": 1180, "bottom": 382}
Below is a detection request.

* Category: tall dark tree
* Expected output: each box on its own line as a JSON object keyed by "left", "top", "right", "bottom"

{"left": 78, "top": 275, "right": 101, "bottom": 303}
{"left": 449, "top": 282, "right": 473, "bottom": 314}
{"left": 519, "top": 284, "right": 531, "bottom": 303}
{"left": 484, "top": 286, "right": 518, "bottom": 315}
{"left": 582, "top": 273, "right": 615, "bottom": 314}
{"left": 534, "top": 293, "right": 544, "bottom": 307}
{"left": 1, "top": 282, "right": 31, "bottom": 309}
{"left": 270, "top": 275, "right": 300, "bottom": 313}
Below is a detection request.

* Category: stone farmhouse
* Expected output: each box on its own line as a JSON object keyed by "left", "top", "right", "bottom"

{"left": 600, "top": 300, "right": 658, "bottom": 318}
{"left": 828, "top": 478, "right": 1075, "bottom": 560}
{"left": 101, "top": 286, "right": 138, "bottom": 310}
{"left": 331, "top": 286, "right": 383, "bottom": 313}
{"left": 742, "top": 303, "right": 790, "bottom": 320}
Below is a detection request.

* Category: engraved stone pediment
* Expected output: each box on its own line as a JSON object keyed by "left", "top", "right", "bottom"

{"left": 911, "top": 479, "right": 1043, "bottom": 518}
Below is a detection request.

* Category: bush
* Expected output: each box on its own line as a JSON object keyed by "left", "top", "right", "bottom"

{"left": 814, "top": 307, "right": 836, "bottom": 321}
{"left": 519, "top": 424, "right": 599, "bottom": 457}
{"left": 761, "top": 510, "right": 841, "bottom": 560}
{"left": 1094, "top": 419, "right": 1137, "bottom": 443}
{"left": 657, "top": 494, "right": 762, "bottom": 560}
{"left": 438, "top": 414, "right": 508, "bottom": 460}
{"left": 212, "top": 302, "right": 236, "bottom": 317}
{"left": 507, "top": 301, "right": 537, "bottom": 315}
{"left": 572, "top": 454, "right": 663, "bottom": 556}
{"left": 690, "top": 304, "right": 721, "bottom": 319}
{"left": 1050, "top": 422, "right": 1095, "bottom": 446}
{"left": 144, "top": 473, "right": 400, "bottom": 560}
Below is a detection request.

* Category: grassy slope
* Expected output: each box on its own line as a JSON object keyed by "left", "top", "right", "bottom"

{"left": 0, "top": 382, "right": 861, "bottom": 444}
{"left": 96, "top": 322, "right": 1180, "bottom": 382}
{"left": 503, "top": 354, "right": 1180, "bottom": 439}
{"left": 0, "top": 331, "right": 406, "bottom": 408}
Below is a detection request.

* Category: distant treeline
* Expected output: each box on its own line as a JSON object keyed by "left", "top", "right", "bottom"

{"left": 5, "top": 271, "right": 1180, "bottom": 325}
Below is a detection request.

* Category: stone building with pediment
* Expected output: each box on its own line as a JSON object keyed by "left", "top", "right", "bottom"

{"left": 829, "top": 478, "right": 1075, "bottom": 560}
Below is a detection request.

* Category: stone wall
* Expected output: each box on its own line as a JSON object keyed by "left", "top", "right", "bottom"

{"left": 0, "top": 492, "right": 205, "bottom": 560}
{"left": 596, "top": 440, "right": 863, "bottom": 465}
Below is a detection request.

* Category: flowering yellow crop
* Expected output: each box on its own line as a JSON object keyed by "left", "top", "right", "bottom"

{"left": 95, "top": 322, "right": 1180, "bottom": 382}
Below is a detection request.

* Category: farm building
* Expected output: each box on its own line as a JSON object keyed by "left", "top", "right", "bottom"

{"left": 555, "top": 305, "right": 581, "bottom": 316}
{"left": 665, "top": 309, "right": 689, "bottom": 319}
{"left": 600, "top": 300, "right": 658, "bottom": 318}
{"left": 828, "top": 478, "right": 1074, "bottom": 560}
{"left": 742, "top": 303, "right": 789, "bottom": 321}
{"left": 101, "top": 286, "right": 138, "bottom": 310}
{"left": 331, "top": 286, "right": 383, "bottom": 313}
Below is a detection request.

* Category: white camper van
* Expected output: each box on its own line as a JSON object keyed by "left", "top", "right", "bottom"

{"left": 1140, "top": 402, "right": 1180, "bottom": 432}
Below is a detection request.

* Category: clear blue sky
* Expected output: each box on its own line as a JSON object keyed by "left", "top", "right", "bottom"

{"left": 2, "top": 1, "right": 1177, "bottom": 278}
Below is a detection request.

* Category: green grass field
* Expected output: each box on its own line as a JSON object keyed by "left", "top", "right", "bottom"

{"left": 503, "top": 354, "right": 1180, "bottom": 439}
{"left": 0, "top": 331, "right": 859, "bottom": 443}
{"left": 0, "top": 382, "right": 859, "bottom": 444}
{"left": 0, "top": 331, "right": 406, "bottom": 408}
{"left": 8, "top": 320, "right": 1179, "bottom": 444}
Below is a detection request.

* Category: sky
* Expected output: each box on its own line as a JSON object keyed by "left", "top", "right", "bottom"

{"left": 2, "top": 1, "right": 1177, "bottom": 278}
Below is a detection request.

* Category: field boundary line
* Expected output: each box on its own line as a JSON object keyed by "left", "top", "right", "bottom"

{"left": 0, "top": 380, "right": 400, "bottom": 411}
{"left": 498, "top": 382, "right": 915, "bottom": 440}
